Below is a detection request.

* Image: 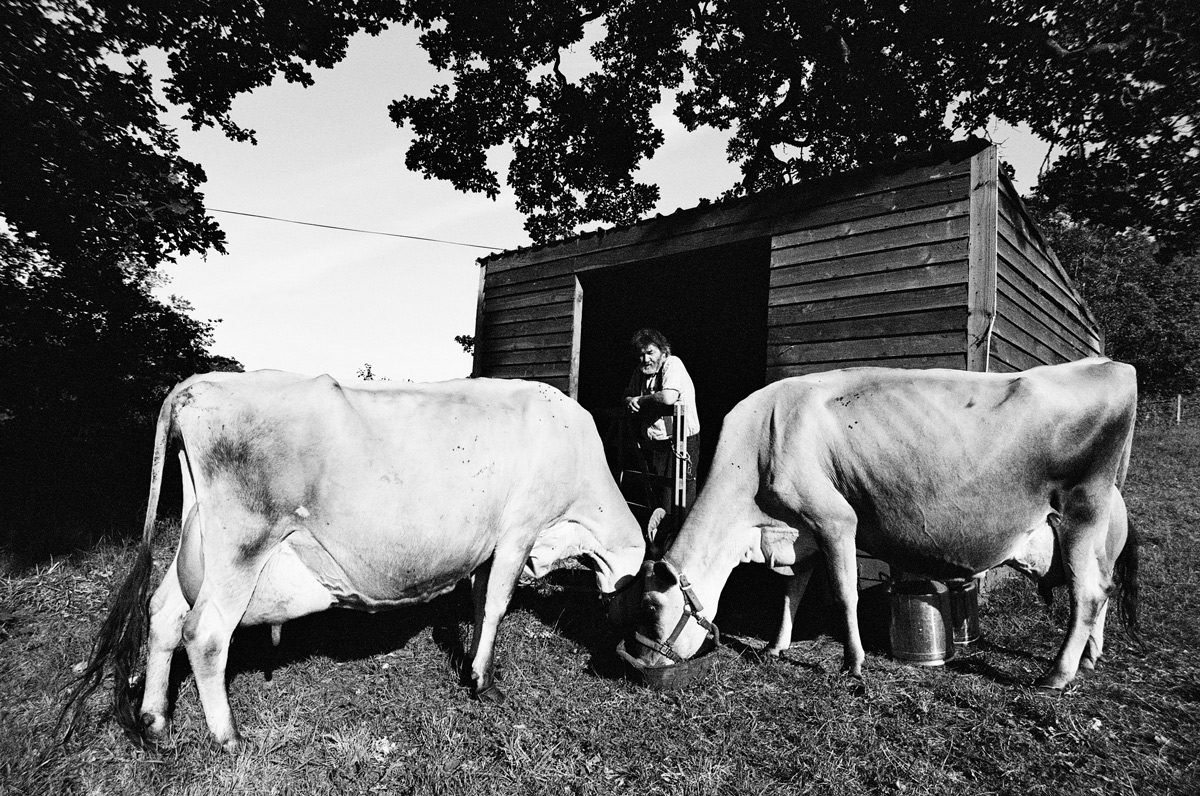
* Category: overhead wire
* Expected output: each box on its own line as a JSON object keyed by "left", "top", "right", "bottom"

{"left": 208, "top": 208, "right": 506, "bottom": 251}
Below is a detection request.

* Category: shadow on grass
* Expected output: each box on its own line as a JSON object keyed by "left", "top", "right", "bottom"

{"left": 513, "top": 562, "right": 898, "bottom": 684}
{"left": 509, "top": 568, "right": 626, "bottom": 681}
{"left": 944, "top": 652, "right": 1027, "bottom": 686}
{"left": 214, "top": 583, "right": 475, "bottom": 691}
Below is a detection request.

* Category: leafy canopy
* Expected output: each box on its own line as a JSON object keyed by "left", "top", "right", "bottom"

{"left": 8, "top": 1, "right": 1194, "bottom": 250}
{"left": 389, "top": 0, "right": 1199, "bottom": 245}
{"left": 1032, "top": 211, "right": 1200, "bottom": 397}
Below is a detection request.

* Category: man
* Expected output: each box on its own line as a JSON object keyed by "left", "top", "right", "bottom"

{"left": 622, "top": 328, "right": 701, "bottom": 513}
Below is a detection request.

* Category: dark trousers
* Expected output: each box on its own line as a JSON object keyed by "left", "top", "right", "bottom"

{"left": 637, "top": 434, "right": 700, "bottom": 514}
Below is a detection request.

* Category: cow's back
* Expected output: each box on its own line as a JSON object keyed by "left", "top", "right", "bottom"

{"left": 716, "top": 358, "right": 1136, "bottom": 575}
{"left": 173, "top": 372, "right": 624, "bottom": 606}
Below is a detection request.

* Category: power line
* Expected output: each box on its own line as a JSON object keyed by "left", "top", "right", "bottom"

{"left": 209, "top": 208, "right": 506, "bottom": 251}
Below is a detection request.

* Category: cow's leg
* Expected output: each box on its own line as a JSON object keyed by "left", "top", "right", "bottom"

{"left": 1082, "top": 487, "right": 1129, "bottom": 672}
{"left": 1080, "top": 599, "right": 1109, "bottom": 671}
{"left": 466, "top": 543, "right": 526, "bottom": 703}
{"left": 141, "top": 495, "right": 200, "bottom": 742}
{"left": 140, "top": 558, "right": 189, "bottom": 742}
{"left": 826, "top": 535, "right": 865, "bottom": 676}
{"left": 466, "top": 559, "right": 492, "bottom": 685}
{"left": 766, "top": 567, "right": 813, "bottom": 656}
{"left": 1036, "top": 487, "right": 1113, "bottom": 689}
{"left": 799, "top": 491, "right": 862, "bottom": 676}
{"left": 181, "top": 568, "right": 260, "bottom": 751}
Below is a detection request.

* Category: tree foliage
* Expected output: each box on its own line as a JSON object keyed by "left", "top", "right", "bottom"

{"left": 9, "top": 1, "right": 1194, "bottom": 250}
{"left": 0, "top": 243, "right": 241, "bottom": 557}
{"left": 389, "top": 0, "right": 1199, "bottom": 244}
{"left": 1, "top": 1, "right": 254, "bottom": 555}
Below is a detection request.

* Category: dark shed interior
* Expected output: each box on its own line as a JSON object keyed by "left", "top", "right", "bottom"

{"left": 575, "top": 238, "right": 771, "bottom": 479}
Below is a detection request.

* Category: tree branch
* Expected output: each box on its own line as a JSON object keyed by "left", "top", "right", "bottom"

{"left": 1043, "top": 33, "right": 1139, "bottom": 58}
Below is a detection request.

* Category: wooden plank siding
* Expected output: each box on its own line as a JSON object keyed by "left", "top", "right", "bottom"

{"left": 764, "top": 158, "right": 974, "bottom": 380}
{"left": 482, "top": 153, "right": 983, "bottom": 277}
{"left": 478, "top": 142, "right": 990, "bottom": 394}
{"left": 990, "top": 178, "right": 1103, "bottom": 371}
{"left": 472, "top": 140, "right": 1101, "bottom": 396}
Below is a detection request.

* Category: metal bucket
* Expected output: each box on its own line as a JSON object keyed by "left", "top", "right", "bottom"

{"left": 889, "top": 580, "right": 954, "bottom": 666}
{"left": 947, "top": 578, "right": 981, "bottom": 651}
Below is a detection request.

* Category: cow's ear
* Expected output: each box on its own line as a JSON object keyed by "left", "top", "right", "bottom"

{"left": 646, "top": 508, "right": 667, "bottom": 544}
{"left": 651, "top": 559, "right": 679, "bottom": 588}
{"left": 645, "top": 507, "right": 670, "bottom": 560}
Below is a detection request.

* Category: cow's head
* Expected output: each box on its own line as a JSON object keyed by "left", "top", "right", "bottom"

{"left": 603, "top": 568, "right": 644, "bottom": 628}
{"left": 605, "top": 506, "right": 684, "bottom": 629}
{"left": 620, "top": 558, "right": 718, "bottom": 668}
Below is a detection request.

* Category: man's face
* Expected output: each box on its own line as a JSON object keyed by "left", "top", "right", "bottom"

{"left": 638, "top": 344, "right": 666, "bottom": 375}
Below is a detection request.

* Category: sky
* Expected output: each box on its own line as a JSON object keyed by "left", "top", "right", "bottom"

{"left": 155, "top": 25, "right": 1053, "bottom": 384}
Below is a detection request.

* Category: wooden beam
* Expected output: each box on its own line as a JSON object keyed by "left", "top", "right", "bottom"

{"left": 568, "top": 276, "right": 583, "bottom": 400}
{"left": 966, "top": 146, "right": 999, "bottom": 372}
{"left": 471, "top": 263, "right": 486, "bottom": 378}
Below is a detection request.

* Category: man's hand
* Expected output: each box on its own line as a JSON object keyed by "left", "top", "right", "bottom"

{"left": 625, "top": 396, "right": 641, "bottom": 414}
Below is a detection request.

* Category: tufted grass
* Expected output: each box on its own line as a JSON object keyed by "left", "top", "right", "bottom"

{"left": 1, "top": 419, "right": 1198, "bottom": 795}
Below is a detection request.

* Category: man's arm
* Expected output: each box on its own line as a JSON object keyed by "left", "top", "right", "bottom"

{"left": 626, "top": 388, "right": 680, "bottom": 415}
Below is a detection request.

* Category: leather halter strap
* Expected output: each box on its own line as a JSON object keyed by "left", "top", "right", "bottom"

{"left": 629, "top": 557, "right": 721, "bottom": 664}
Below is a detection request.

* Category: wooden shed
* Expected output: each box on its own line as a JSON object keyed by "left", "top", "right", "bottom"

{"left": 472, "top": 138, "right": 1103, "bottom": 472}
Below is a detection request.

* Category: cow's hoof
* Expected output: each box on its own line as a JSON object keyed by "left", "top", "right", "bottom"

{"left": 475, "top": 683, "right": 506, "bottom": 704}
{"left": 141, "top": 713, "right": 169, "bottom": 745}
{"left": 220, "top": 734, "right": 244, "bottom": 754}
{"left": 1033, "top": 672, "right": 1071, "bottom": 691}
{"left": 753, "top": 646, "right": 784, "bottom": 663}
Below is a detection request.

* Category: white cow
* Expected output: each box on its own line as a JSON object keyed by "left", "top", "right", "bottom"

{"left": 622, "top": 358, "right": 1139, "bottom": 689}
{"left": 64, "top": 372, "right": 646, "bottom": 750}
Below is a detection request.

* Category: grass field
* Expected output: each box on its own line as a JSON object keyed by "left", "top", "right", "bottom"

{"left": 2, "top": 420, "right": 1197, "bottom": 795}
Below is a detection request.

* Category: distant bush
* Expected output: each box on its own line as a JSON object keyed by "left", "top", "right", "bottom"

{"left": 0, "top": 256, "right": 240, "bottom": 560}
{"left": 1032, "top": 210, "right": 1200, "bottom": 398}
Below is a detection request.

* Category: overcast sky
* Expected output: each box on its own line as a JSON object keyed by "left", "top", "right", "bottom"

{"left": 155, "top": 25, "right": 1053, "bottom": 384}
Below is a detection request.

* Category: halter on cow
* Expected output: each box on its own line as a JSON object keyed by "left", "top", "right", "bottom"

{"left": 619, "top": 558, "right": 720, "bottom": 666}
{"left": 621, "top": 358, "right": 1140, "bottom": 688}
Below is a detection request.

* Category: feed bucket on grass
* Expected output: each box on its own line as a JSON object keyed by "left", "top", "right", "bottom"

{"left": 947, "top": 578, "right": 981, "bottom": 651}
{"left": 889, "top": 579, "right": 954, "bottom": 666}
{"left": 615, "top": 639, "right": 718, "bottom": 690}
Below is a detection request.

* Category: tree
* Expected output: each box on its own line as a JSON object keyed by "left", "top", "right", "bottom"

{"left": 1, "top": 2, "right": 225, "bottom": 277}
{"left": 1, "top": 1, "right": 263, "bottom": 555}
{"left": 390, "top": 0, "right": 1200, "bottom": 243}
{"left": 0, "top": 246, "right": 241, "bottom": 557}
{"left": 356, "top": 362, "right": 392, "bottom": 380}
{"left": 1031, "top": 210, "right": 1200, "bottom": 397}
{"left": 8, "top": 2, "right": 1195, "bottom": 250}
{"left": 454, "top": 334, "right": 476, "bottom": 355}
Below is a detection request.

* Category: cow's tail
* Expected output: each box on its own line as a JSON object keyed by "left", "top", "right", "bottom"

{"left": 1113, "top": 513, "right": 1144, "bottom": 652}
{"left": 58, "top": 390, "right": 177, "bottom": 744}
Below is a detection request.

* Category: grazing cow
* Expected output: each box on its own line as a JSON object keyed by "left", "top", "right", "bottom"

{"left": 622, "top": 358, "right": 1139, "bottom": 689}
{"left": 63, "top": 372, "right": 646, "bottom": 751}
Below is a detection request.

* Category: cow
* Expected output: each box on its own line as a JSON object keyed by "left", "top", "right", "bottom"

{"left": 62, "top": 371, "right": 647, "bottom": 751}
{"left": 621, "top": 358, "right": 1139, "bottom": 690}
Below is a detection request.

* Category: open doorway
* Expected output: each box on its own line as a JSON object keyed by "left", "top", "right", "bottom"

{"left": 575, "top": 237, "right": 772, "bottom": 482}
